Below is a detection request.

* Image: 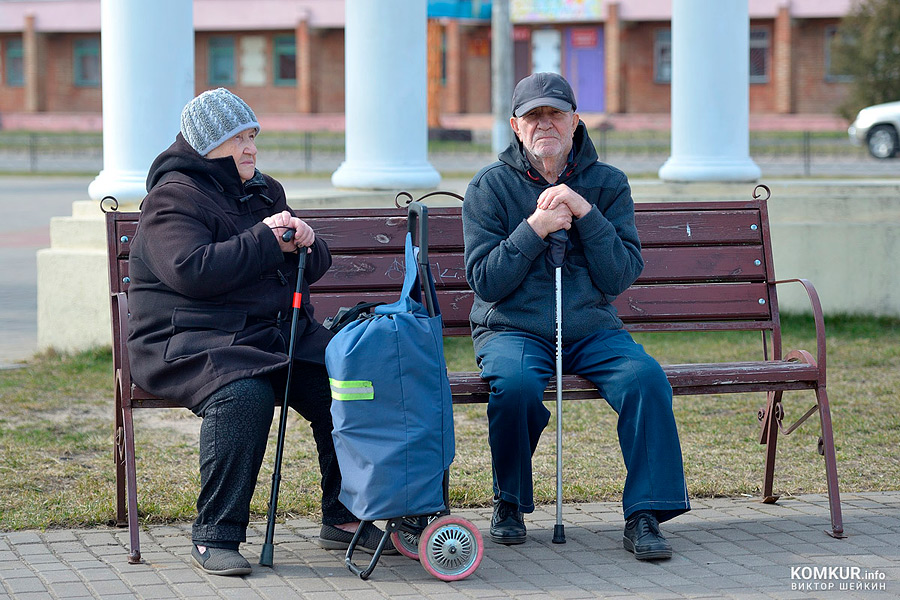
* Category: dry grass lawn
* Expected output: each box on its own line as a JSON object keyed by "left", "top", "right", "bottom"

{"left": 0, "top": 314, "right": 897, "bottom": 530}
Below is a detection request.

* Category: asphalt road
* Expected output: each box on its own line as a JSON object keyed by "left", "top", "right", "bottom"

{"left": 0, "top": 176, "right": 97, "bottom": 367}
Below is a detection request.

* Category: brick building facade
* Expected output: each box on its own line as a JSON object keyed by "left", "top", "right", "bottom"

{"left": 0, "top": 0, "right": 855, "bottom": 128}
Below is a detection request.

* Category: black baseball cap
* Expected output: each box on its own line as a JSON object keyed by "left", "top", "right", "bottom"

{"left": 511, "top": 72, "right": 577, "bottom": 118}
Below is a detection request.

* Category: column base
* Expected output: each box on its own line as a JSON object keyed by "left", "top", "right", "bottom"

{"left": 37, "top": 244, "right": 109, "bottom": 354}
{"left": 331, "top": 161, "right": 441, "bottom": 191}
{"left": 88, "top": 170, "right": 150, "bottom": 204}
{"left": 659, "top": 156, "right": 761, "bottom": 183}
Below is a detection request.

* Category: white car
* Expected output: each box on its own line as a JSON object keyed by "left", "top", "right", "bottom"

{"left": 848, "top": 101, "right": 900, "bottom": 159}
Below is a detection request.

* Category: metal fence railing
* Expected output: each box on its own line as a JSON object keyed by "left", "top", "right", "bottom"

{"left": 0, "top": 129, "right": 892, "bottom": 177}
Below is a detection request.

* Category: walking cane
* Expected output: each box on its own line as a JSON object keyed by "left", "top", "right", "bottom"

{"left": 547, "top": 229, "right": 567, "bottom": 544}
{"left": 260, "top": 231, "right": 307, "bottom": 567}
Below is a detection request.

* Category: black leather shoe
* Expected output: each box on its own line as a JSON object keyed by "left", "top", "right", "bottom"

{"left": 490, "top": 497, "right": 526, "bottom": 545}
{"left": 623, "top": 511, "right": 672, "bottom": 560}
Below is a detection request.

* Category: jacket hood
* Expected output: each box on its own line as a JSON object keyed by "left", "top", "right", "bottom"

{"left": 498, "top": 121, "right": 598, "bottom": 183}
{"left": 145, "top": 133, "right": 253, "bottom": 197}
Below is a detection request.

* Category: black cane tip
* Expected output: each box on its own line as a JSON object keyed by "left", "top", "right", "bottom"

{"left": 552, "top": 524, "right": 566, "bottom": 544}
{"left": 259, "top": 543, "right": 274, "bottom": 567}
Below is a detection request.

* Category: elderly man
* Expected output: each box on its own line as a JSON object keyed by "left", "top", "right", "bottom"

{"left": 462, "top": 73, "right": 690, "bottom": 560}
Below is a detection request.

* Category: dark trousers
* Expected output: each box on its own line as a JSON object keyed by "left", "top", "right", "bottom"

{"left": 191, "top": 363, "right": 355, "bottom": 547}
{"left": 476, "top": 328, "right": 691, "bottom": 523}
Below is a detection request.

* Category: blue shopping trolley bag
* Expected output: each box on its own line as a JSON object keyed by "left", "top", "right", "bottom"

{"left": 325, "top": 202, "right": 455, "bottom": 521}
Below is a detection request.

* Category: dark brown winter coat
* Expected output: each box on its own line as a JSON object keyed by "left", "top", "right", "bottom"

{"left": 126, "top": 134, "right": 332, "bottom": 410}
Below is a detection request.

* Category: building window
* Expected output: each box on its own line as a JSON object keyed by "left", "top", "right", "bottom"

{"left": 273, "top": 35, "right": 296, "bottom": 86}
{"left": 4, "top": 38, "right": 24, "bottom": 87}
{"left": 749, "top": 29, "right": 769, "bottom": 84}
{"left": 654, "top": 29, "right": 671, "bottom": 84}
{"left": 74, "top": 38, "right": 101, "bottom": 87}
{"left": 208, "top": 36, "right": 235, "bottom": 85}
{"left": 825, "top": 26, "right": 854, "bottom": 83}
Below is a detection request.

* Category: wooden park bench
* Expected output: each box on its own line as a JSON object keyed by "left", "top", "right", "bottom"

{"left": 104, "top": 185, "right": 844, "bottom": 564}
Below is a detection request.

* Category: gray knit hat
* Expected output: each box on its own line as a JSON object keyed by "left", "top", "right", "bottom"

{"left": 180, "top": 88, "right": 260, "bottom": 156}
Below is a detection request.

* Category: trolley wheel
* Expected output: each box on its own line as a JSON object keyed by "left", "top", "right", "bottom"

{"left": 419, "top": 515, "right": 483, "bottom": 581}
{"left": 391, "top": 518, "right": 421, "bottom": 561}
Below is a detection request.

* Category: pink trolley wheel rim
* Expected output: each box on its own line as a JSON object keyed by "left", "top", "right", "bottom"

{"left": 390, "top": 527, "right": 420, "bottom": 561}
{"left": 419, "top": 515, "right": 483, "bottom": 581}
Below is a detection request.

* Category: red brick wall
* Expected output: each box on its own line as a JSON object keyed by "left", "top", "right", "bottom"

{"left": 621, "top": 22, "right": 669, "bottom": 114}
{"left": 792, "top": 18, "right": 850, "bottom": 114}
{"left": 605, "top": 2, "right": 622, "bottom": 114}
{"left": 310, "top": 29, "right": 344, "bottom": 113}
{"left": 1, "top": 31, "right": 102, "bottom": 114}
{"left": 773, "top": 7, "right": 793, "bottom": 113}
{"left": 0, "top": 18, "right": 856, "bottom": 120}
{"left": 461, "top": 27, "right": 491, "bottom": 113}
{"left": 44, "top": 34, "right": 102, "bottom": 112}
{"left": 192, "top": 29, "right": 344, "bottom": 114}
{"left": 441, "top": 20, "right": 462, "bottom": 114}
{"left": 621, "top": 19, "right": 849, "bottom": 116}
{"left": 437, "top": 23, "right": 492, "bottom": 115}
{"left": 195, "top": 32, "right": 285, "bottom": 113}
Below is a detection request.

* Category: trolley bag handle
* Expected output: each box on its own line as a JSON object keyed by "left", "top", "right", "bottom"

{"left": 323, "top": 301, "right": 385, "bottom": 333}
{"left": 406, "top": 201, "right": 437, "bottom": 318}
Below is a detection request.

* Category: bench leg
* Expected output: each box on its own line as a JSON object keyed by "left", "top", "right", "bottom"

{"left": 760, "top": 390, "right": 782, "bottom": 504}
{"left": 759, "top": 387, "right": 846, "bottom": 539}
{"left": 122, "top": 401, "right": 142, "bottom": 563}
{"left": 114, "top": 388, "right": 127, "bottom": 528}
{"left": 815, "top": 386, "right": 845, "bottom": 538}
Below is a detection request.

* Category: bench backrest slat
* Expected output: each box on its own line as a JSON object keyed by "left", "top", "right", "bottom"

{"left": 105, "top": 198, "right": 779, "bottom": 342}
{"left": 635, "top": 209, "right": 762, "bottom": 246}
{"left": 320, "top": 244, "right": 767, "bottom": 292}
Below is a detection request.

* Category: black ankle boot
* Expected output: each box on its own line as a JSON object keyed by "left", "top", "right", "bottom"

{"left": 490, "top": 497, "right": 526, "bottom": 545}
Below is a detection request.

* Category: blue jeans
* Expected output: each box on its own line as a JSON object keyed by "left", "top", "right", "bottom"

{"left": 476, "top": 328, "right": 690, "bottom": 522}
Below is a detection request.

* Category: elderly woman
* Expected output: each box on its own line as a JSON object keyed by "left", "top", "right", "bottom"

{"left": 126, "top": 88, "right": 393, "bottom": 576}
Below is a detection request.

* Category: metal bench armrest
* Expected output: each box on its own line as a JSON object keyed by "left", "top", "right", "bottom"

{"left": 773, "top": 278, "right": 826, "bottom": 381}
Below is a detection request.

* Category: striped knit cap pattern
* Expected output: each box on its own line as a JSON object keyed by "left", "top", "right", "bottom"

{"left": 180, "top": 88, "right": 260, "bottom": 156}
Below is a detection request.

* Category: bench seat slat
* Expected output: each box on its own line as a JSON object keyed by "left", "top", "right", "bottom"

{"left": 134, "top": 359, "right": 819, "bottom": 409}
{"left": 448, "top": 360, "right": 819, "bottom": 404}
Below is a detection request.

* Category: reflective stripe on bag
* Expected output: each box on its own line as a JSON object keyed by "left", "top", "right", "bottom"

{"left": 329, "top": 378, "right": 374, "bottom": 401}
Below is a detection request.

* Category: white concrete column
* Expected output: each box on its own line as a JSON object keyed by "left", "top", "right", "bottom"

{"left": 491, "top": 0, "right": 514, "bottom": 155}
{"left": 658, "top": 0, "right": 761, "bottom": 182}
{"left": 87, "top": 0, "right": 194, "bottom": 203}
{"left": 332, "top": 0, "right": 440, "bottom": 190}
{"left": 38, "top": 0, "right": 193, "bottom": 355}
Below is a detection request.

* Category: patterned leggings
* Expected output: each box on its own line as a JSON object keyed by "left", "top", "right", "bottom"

{"left": 191, "top": 363, "right": 355, "bottom": 547}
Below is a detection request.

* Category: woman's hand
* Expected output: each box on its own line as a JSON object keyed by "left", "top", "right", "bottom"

{"left": 263, "top": 210, "right": 315, "bottom": 253}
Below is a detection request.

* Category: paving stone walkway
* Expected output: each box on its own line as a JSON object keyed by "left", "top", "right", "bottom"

{"left": 2, "top": 492, "right": 898, "bottom": 599}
